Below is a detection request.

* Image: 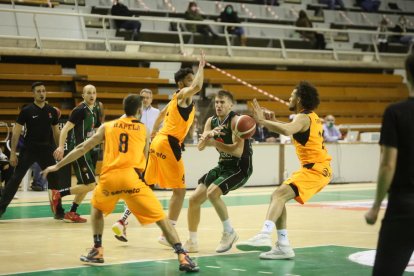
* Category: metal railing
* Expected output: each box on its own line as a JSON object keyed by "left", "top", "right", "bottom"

{"left": 0, "top": 6, "right": 412, "bottom": 65}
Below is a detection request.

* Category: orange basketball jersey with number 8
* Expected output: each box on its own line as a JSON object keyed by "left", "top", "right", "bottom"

{"left": 101, "top": 117, "right": 147, "bottom": 175}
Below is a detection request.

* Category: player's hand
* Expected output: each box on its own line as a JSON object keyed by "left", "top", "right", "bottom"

{"left": 251, "top": 99, "right": 266, "bottom": 123}
{"left": 263, "top": 108, "right": 276, "bottom": 121}
{"left": 41, "top": 165, "right": 58, "bottom": 180}
{"left": 364, "top": 207, "right": 380, "bottom": 225}
{"left": 9, "top": 153, "right": 18, "bottom": 167}
{"left": 209, "top": 126, "right": 225, "bottom": 138}
{"left": 150, "top": 131, "right": 157, "bottom": 140}
{"left": 53, "top": 146, "right": 64, "bottom": 161}
{"left": 198, "top": 50, "right": 206, "bottom": 68}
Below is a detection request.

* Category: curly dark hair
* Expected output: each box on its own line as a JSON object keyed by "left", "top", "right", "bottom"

{"left": 295, "top": 81, "right": 320, "bottom": 110}
{"left": 174, "top": 67, "right": 194, "bottom": 84}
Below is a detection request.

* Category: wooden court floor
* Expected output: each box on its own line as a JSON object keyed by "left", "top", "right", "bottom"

{"left": 0, "top": 183, "right": 413, "bottom": 275}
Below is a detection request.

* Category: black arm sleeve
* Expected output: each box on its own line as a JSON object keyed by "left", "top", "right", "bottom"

{"left": 68, "top": 107, "right": 85, "bottom": 125}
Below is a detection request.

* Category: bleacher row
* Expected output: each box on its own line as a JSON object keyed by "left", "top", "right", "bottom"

{"left": 1, "top": 0, "right": 413, "bottom": 54}
{"left": 0, "top": 62, "right": 408, "bottom": 139}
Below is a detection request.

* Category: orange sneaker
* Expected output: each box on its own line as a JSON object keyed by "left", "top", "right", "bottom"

{"left": 178, "top": 252, "right": 199, "bottom": 272}
{"left": 64, "top": 212, "right": 87, "bottom": 223}
{"left": 80, "top": 247, "right": 104, "bottom": 263}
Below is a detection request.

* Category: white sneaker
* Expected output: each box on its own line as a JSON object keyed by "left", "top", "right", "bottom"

{"left": 236, "top": 233, "right": 272, "bottom": 252}
{"left": 216, "top": 231, "right": 239, "bottom": 253}
{"left": 259, "top": 242, "right": 295, "bottom": 259}
{"left": 112, "top": 220, "right": 128, "bottom": 242}
{"left": 158, "top": 235, "right": 171, "bottom": 247}
{"left": 184, "top": 239, "right": 199, "bottom": 253}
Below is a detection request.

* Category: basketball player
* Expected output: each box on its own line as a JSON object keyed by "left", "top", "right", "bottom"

{"left": 236, "top": 81, "right": 332, "bottom": 259}
{"left": 129, "top": 52, "right": 205, "bottom": 247}
{"left": 0, "top": 82, "right": 64, "bottom": 219}
{"left": 42, "top": 94, "right": 199, "bottom": 272}
{"left": 365, "top": 54, "right": 414, "bottom": 275}
{"left": 112, "top": 88, "right": 160, "bottom": 241}
{"left": 184, "top": 90, "right": 253, "bottom": 253}
{"left": 53, "top": 84, "right": 104, "bottom": 223}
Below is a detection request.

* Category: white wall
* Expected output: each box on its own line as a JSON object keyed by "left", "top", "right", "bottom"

{"left": 183, "top": 142, "right": 380, "bottom": 188}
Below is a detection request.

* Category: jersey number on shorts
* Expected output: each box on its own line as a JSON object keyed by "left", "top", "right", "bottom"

{"left": 119, "top": 133, "right": 129, "bottom": 153}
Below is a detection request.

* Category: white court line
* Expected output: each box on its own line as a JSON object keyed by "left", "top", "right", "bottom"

{"left": 206, "top": 266, "right": 221, "bottom": 269}
{"left": 232, "top": 268, "right": 247, "bottom": 271}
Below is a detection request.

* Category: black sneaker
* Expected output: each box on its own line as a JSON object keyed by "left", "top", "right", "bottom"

{"left": 31, "top": 185, "right": 43, "bottom": 191}
{"left": 178, "top": 252, "right": 199, "bottom": 272}
{"left": 54, "top": 211, "right": 65, "bottom": 220}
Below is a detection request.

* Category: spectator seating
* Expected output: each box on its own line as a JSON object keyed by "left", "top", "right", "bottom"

{"left": 0, "top": 63, "right": 74, "bottom": 126}
{"left": 74, "top": 64, "right": 169, "bottom": 119}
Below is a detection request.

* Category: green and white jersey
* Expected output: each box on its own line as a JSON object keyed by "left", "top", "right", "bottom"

{"left": 67, "top": 101, "right": 103, "bottom": 150}
{"left": 211, "top": 111, "right": 253, "bottom": 169}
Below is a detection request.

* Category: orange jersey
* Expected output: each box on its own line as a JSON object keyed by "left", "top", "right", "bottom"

{"left": 101, "top": 117, "right": 147, "bottom": 174}
{"left": 158, "top": 92, "right": 195, "bottom": 143}
{"left": 292, "top": 111, "right": 332, "bottom": 165}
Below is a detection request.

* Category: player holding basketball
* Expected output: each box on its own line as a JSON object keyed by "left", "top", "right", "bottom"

{"left": 42, "top": 94, "right": 199, "bottom": 272}
{"left": 236, "top": 81, "right": 332, "bottom": 259}
{"left": 184, "top": 90, "right": 253, "bottom": 253}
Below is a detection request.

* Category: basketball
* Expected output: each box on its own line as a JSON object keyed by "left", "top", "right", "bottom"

{"left": 231, "top": 115, "right": 256, "bottom": 139}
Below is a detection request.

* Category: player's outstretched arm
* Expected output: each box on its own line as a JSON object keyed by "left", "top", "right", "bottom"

{"left": 365, "top": 145, "right": 397, "bottom": 225}
{"left": 43, "top": 125, "right": 105, "bottom": 178}
{"left": 251, "top": 99, "right": 309, "bottom": 136}
{"left": 54, "top": 121, "right": 75, "bottom": 160}
{"left": 178, "top": 51, "right": 206, "bottom": 100}
{"left": 198, "top": 117, "right": 212, "bottom": 151}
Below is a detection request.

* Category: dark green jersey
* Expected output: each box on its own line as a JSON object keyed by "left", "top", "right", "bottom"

{"left": 68, "top": 101, "right": 103, "bottom": 149}
{"left": 211, "top": 111, "right": 253, "bottom": 168}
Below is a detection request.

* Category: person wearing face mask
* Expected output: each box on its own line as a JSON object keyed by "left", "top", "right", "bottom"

{"left": 218, "top": 5, "right": 247, "bottom": 46}
{"left": 185, "top": 1, "right": 219, "bottom": 44}
{"left": 323, "top": 114, "right": 342, "bottom": 142}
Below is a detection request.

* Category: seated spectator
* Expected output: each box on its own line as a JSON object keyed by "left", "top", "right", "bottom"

{"left": 217, "top": 5, "right": 247, "bottom": 46}
{"left": 376, "top": 17, "right": 389, "bottom": 52}
{"left": 319, "top": 0, "right": 345, "bottom": 10}
{"left": 252, "top": 125, "right": 278, "bottom": 143}
{"left": 185, "top": 2, "right": 218, "bottom": 44}
{"left": 389, "top": 16, "right": 413, "bottom": 46}
{"left": 323, "top": 115, "right": 342, "bottom": 142}
{"left": 356, "top": 0, "right": 381, "bottom": 12}
{"left": 111, "top": 0, "right": 141, "bottom": 41}
{"left": 295, "top": 10, "right": 326, "bottom": 50}
{"left": 256, "top": 0, "right": 279, "bottom": 6}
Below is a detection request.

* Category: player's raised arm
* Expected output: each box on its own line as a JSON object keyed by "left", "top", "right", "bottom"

{"left": 178, "top": 51, "right": 206, "bottom": 100}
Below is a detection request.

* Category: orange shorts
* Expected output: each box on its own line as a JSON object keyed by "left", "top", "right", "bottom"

{"left": 283, "top": 161, "right": 332, "bottom": 204}
{"left": 145, "top": 134, "right": 186, "bottom": 189}
{"left": 91, "top": 168, "right": 166, "bottom": 225}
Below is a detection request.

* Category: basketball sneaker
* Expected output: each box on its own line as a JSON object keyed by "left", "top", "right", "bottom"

{"left": 64, "top": 212, "right": 87, "bottom": 223}
{"left": 183, "top": 239, "right": 198, "bottom": 253}
{"left": 50, "top": 190, "right": 61, "bottom": 214}
{"left": 158, "top": 235, "right": 171, "bottom": 247}
{"left": 54, "top": 211, "right": 65, "bottom": 220}
{"left": 112, "top": 220, "right": 128, "bottom": 242}
{"left": 178, "top": 252, "right": 199, "bottom": 272}
{"left": 259, "top": 242, "right": 295, "bottom": 260}
{"left": 80, "top": 247, "right": 104, "bottom": 263}
{"left": 216, "top": 231, "right": 239, "bottom": 253}
{"left": 236, "top": 233, "right": 272, "bottom": 252}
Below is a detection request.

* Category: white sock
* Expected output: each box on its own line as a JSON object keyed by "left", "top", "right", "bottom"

{"left": 222, "top": 219, "right": 233, "bottom": 233}
{"left": 189, "top": 231, "right": 198, "bottom": 242}
{"left": 169, "top": 219, "right": 177, "bottom": 227}
{"left": 120, "top": 208, "right": 131, "bottom": 223}
{"left": 260, "top": 220, "right": 275, "bottom": 235}
{"left": 277, "top": 229, "right": 290, "bottom": 246}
